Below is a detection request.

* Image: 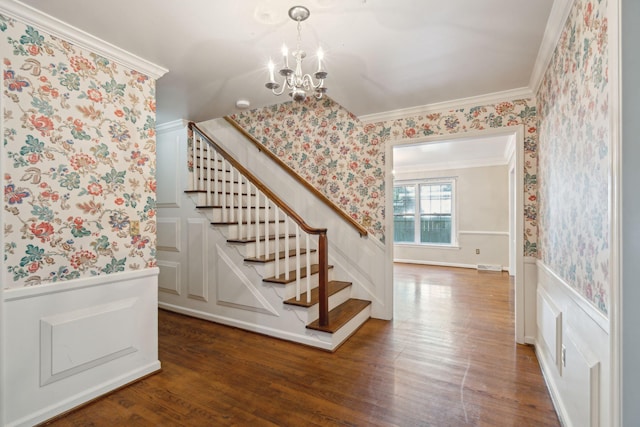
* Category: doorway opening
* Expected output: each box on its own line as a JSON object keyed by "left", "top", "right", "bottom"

{"left": 385, "top": 126, "right": 525, "bottom": 343}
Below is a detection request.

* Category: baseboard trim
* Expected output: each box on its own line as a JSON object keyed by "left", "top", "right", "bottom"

{"left": 158, "top": 302, "right": 336, "bottom": 351}
{"left": 34, "top": 366, "right": 162, "bottom": 426}
{"left": 13, "top": 361, "right": 161, "bottom": 427}
{"left": 394, "top": 259, "right": 476, "bottom": 269}
{"left": 535, "top": 341, "right": 570, "bottom": 427}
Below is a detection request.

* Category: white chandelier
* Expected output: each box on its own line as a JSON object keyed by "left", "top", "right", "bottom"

{"left": 265, "top": 5, "right": 327, "bottom": 102}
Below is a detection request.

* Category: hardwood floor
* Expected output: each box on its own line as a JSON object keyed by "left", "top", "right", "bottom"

{"left": 44, "top": 264, "right": 559, "bottom": 426}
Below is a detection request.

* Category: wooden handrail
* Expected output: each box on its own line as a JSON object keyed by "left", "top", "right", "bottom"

{"left": 189, "top": 121, "right": 330, "bottom": 325}
{"left": 223, "top": 116, "right": 369, "bottom": 237}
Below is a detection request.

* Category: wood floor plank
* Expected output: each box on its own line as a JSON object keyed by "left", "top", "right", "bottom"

{"left": 42, "top": 264, "right": 560, "bottom": 426}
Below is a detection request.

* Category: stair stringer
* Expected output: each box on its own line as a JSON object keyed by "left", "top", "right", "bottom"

{"left": 197, "top": 118, "right": 390, "bottom": 320}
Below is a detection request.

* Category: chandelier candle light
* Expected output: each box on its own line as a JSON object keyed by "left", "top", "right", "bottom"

{"left": 265, "top": 5, "right": 327, "bottom": 102}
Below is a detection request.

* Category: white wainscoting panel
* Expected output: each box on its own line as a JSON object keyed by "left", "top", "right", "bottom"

{"left": 216, "top": 244, "right": 279, "bottom": 316}
{"left": 187, "top": 219, "right": 208, "bottom": 302}
{"left": 157, "top": 217, "right": 180, "bottom": 252}
{"left": 158, "top": 260, "right": 181, "bottom": 295}
{"left": 537, "top": 286, "right": 562, "bottom": 371}
{"left": 40, "top": 298, "right": 137, "bottom": 386}
{"left": 3, "top": 268, "right": 160, "bottom": 427}
{"left": 156, "top": 133, "right": 181, "bottom": 208}
{"left": 536, "top": 260, "right": 609, "bottom": 427}
{"left": 563, "top": 329, "right": 600, "bottom": 427}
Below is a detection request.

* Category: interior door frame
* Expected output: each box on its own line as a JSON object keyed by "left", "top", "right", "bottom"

{"left": 384, "top": 125, "right": 526, "bottom": 343}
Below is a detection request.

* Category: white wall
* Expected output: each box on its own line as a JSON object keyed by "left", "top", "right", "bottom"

{"left": 393, "top": 165, "right": 509, "bottom": 269}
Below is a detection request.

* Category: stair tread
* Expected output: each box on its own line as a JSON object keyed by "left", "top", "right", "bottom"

{"left": 227, "top": 233, "right": 296, "bottom": 244}
{"left": 185, "top": 189, "right": 255, "bottom": 196}
{"left": 306, "top": 299, "right": 371, "bottom": 333}
{"left": 211, "top": 219, "right": 284, "bottom": 226}
{"left": 195, "top": 205, "right": 268, "bottom": 210}
{"left": 284, "top": 280, "right": 351, "bottom": 307}
{"left": 245, "top": 248, "right": 316, "bottom": 263}
{"left": 263, "top": 264, "right": 334, "bottom": 284}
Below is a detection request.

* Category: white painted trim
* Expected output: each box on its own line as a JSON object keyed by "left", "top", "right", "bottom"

{"left": 7, "top": 361, "right": 160, "bottom": 427}
{"left": 359, "top": 87, "right": 533, "bottom": 124}
{"left": 459, "top": 230, "right": 510, "bottom": 236}
{"left": 0, "top": 29, "right": 6, "bottom": 424}
{"left": 529, "top": 0, "right": 575, "bottom": 94}
{"left": 394, "top": 156, "right": 510, "bottom": 174}
{"left": 537, "top": 260, "right": 609, "bottom": 334}
{"left": 536, "top": 342, "right": 571, "bottom": 427}
{"left": 388, "top": 125, "right": 525, "bottom": 342}
{"left": 157, "top": 119, "right": 188, "bottom": 134}
{"left": 3, "top": 268, "right": 159, "bottom": 302}
{"left": 609, "top": 0, "right": 622, "bottom": 425}
{"left": 158, "top": 302, "right": 337, "bottom": 351}
{"left": 394, "top": 259, "right": 477, "bottom": 270}
{"left": 0, "top": 0, "right": 168, "bottom": 79}
{"left": 394, "top": 244, "right": 461, "bottom": 250}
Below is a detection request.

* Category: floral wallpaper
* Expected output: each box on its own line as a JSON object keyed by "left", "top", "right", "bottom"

{"left": 2, "top": 15, "right": 158, "bottom": 288}
{"left": 232, "top": 97, "right": 385, "bottom": 240}
{"left": 234, "top": 96, "right": 538, "bottom": 253}
{"left": 537, "top": 0, "right": 609, "bottom": 315}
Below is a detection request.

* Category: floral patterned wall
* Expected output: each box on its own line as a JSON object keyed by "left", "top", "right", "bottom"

{"left": 537, "top": 0, "right": 609, "bottom": 315}
{"left": 234, "top": 96, "right": 538, "bottom": 253}
{"left": 232, "top": 97, "right": 385, "bottom": 239}
{"left": 2, "top": 15, "right": 157, "bottom": 288}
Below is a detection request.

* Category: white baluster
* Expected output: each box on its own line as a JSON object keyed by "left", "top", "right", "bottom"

{"left": 199, "top": 136, "right": 204, "bottom": 191}
{"left": 295, "top": 224, "right": 301, "bottom": 301}
{"left": 284, "top": 218, "right": 290, "bottom": 281}
{"left": 255, "top": 190, "right": 261, "bottom": 259}
{"left": 264, "top": 195, "right": 269, "bottom": 262}
{"left": 237, "top": 173, "right": 242, "bottom": 239}
{"left": 274, "top": 206, "right": 280, "bottom": 279}
{"left": 221, "top": 158, "right": 227, "bottom": 222}
{"left": 306, "top": 233, "right": 311, "bottom": 303}
{"left": 206, "top": 143, "right": 212, "bottom": 205}
{"left": 246, "top": 182, "right": 252, "bottom": 241}
{"left": 213, "top": 150, "right": 219, "bottom": 206}
{"left": 191, "top": 134, "right": 197, "bottom": 190}
{"left": 229, "top": 168, "right": 236, "bottom": 222}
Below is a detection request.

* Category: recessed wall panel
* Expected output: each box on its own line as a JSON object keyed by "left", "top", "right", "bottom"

{"left": 187, "top": 219, "right": 208, "bottom": 301}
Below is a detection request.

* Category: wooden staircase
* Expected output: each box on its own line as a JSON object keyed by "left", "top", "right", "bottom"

{"left": 185, "top": 122, "right": 371, "bottom": 350}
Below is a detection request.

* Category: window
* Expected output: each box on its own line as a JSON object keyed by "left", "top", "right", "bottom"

{"left": 393, "top": 180, "right": 455, "bottom": 245}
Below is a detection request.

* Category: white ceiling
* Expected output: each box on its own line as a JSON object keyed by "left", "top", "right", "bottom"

{"left": 15, "top": 0, "right": 554, "bottom": 125}
{"left": 393, "top": 133, "right": 514, "bottom": 173}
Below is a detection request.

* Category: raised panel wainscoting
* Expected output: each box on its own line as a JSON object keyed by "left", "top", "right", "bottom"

{"left": 3, "top": 269, "right": 160, "bottom": 427}
{"left": 536, "top": 261, "right": 609, "bottom": 426}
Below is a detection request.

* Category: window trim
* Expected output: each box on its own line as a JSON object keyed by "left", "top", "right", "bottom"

{"left": 393, "top": 177, "right": 458, "bottom": 246}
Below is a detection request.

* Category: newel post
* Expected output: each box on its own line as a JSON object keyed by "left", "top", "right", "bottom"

{"left": 318, "top": 232, "right": 329, "bottom": 326}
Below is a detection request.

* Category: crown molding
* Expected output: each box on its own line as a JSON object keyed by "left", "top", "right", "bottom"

{"left": 0, "top": 0, "right": 168, "bottom": 79}
{"left": 358, "top": 87, "right": 534, "bottom": 124}
{"left": 394, "top": 156, "right": 511, "bottom": 175}
{"left": 156, "top": 119, "right": 188, "bottom": 134}
{"left": 528, "top": 0, "right": 575, "bottom": 95}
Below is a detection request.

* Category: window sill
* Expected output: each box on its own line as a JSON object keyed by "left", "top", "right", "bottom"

{"left": 394, "top": 243, "right": 461, "bottom": 250}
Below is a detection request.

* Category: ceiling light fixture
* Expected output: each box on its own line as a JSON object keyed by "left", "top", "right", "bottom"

{"left": 265, "top": 5, "right": 327, "bottom": 102}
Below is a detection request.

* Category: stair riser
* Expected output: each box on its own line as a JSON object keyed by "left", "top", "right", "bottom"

{"left": 287, "top": 286, "right": 352, "bottom": 324}
{"left": 228, "top": 238, "right": 305, "bottom": 258}
{"left": 280, "top": 270, "right": 335, "bottom": 300}
{"left": 207, "top": 207, "right": 277, "bottom": 223}
{"left": 196, "top": 192, "right": 265, "bottom": 208}
{"left": 249, "top": 252, "right": 319, "bottom": 278}
{"left": 224, "top": 222, "right": 294, "bottom": 240}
